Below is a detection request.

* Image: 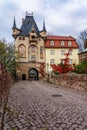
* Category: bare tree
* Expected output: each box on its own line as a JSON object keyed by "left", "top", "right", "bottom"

{"left": 78, "top": 29, "right": 87, "bottom": 52}
{"left": 79, "top": 29, "right": 87, "bottom": 42}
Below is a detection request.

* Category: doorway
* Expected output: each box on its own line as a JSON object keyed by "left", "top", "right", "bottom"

{"left": 28, "top": 68, "right": 38, "bottom": 80}
{"left": 22, "top": 74, "right": 26, "bottom": 80}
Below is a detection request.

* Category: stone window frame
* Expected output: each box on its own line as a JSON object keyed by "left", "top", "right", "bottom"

{"left": 18, "top": 44, "right": 26, "bottom": 58}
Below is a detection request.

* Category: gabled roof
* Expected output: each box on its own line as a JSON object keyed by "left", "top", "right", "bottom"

{"left": 18, "top": 14, "right": 39, "bottom": 36}
{"left": 45, "top": 35, "right": 78, "bottom": 48}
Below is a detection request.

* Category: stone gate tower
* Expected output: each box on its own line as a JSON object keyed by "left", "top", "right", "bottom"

{"left": 12, "top": 12, "right": 47, "bottom": 80}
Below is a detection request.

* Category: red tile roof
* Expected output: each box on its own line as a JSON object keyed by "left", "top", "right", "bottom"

{"left": 44, "top": 35, "right": 78, "bottom": 48}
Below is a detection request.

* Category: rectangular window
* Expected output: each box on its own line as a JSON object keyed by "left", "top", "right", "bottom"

{"left": 50, "top": 50, "right": 54, "bottom": 55}
{"left": 31, "top": 55, "right": 36, "bottom": 61}
{"left": 19, "top": 37, "right": 21, "bottom": 40}
{"left": 50, "top": 59, "right": 55, "bottom": 64}
{"left": 69, "top": 59, "right": 72, "bottom": 64}
{"left": 69, "top": 51, "right": 72, "bottom": 55}
{"left": 61, "top": 59, "right": 65, "bottom": 64}
{"left": 23, "top": 37, "right": 25, "bottom": 40}
{"left": 61, "top": 50, "right": 65, "bottom": 55}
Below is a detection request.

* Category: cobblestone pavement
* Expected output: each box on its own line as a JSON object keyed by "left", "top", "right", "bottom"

{"left": 2, "top": 80, "right": 87, "bottom": 130}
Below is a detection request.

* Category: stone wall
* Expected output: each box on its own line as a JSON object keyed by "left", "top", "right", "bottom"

{"left": 49, "top": 73, "right": 87, "bottom": 91}
{"left": 0, "top": 63, "right": 13, "bottom": 129}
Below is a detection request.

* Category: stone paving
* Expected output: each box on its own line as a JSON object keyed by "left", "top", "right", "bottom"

{"left": 2, "top": 80, "right": 87, "bottom": 130}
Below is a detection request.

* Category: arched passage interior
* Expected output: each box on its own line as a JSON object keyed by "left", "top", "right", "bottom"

{"left": 28, "top": 68, "right": 38, "bottom": 80}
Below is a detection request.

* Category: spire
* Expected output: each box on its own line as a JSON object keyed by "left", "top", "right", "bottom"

{"left": 43, "top": 19, "right": 46, "bottom": 32}
{"left": 12, "top": 16, "right": 16, "bottom": 29}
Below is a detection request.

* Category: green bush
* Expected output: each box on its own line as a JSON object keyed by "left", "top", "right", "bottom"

{"left": 53, "top": 71, "right": 60, "bottom": 75}
{"left": 75, "top": 61, "right": 87, "bottom": 74}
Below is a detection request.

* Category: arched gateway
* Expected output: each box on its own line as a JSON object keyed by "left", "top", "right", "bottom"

{"left": 28, "top": 68, "right": 38, "bottom": 80}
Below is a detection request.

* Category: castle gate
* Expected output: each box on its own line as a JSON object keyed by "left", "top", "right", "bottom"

{"left": 28, "top": 68, "right": 38, "bottom": 80}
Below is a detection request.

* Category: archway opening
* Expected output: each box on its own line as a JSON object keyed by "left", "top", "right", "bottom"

{"left": 28, "top": 68, "right": 38, "bottom": 80}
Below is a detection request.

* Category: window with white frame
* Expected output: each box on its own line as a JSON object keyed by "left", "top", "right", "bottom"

{"left": 50, "top": 41, "right": 54, "bottom": 46}
{"left": 50, "top": 59, "right": 55, "bottom": 64}
{"left": 50, "top": 50, "right": 55, "bottom": 55}
{"left": 61, "top": 50, "right": 65, "bottom": 55}
{"left": 69, "top": 50, "right": 72, "bottom": 55}
{"left": 69, "top": 59, "right": 72, "bottom": 64}
{"left": 61, "top": 41, "right": 64, "bottom": 46}
{"left": 61, "top": 59, "right": 65, "bottom": 64}
{"left": 68, "top": 41, "right": 72, "bottom": 46}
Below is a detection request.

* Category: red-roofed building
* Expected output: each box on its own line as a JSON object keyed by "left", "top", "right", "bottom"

{"left": 45, "top": 35, "right": 79, "bottom": 72}
{"left": 45, "top": 35, "right": 78, "bottom": 48}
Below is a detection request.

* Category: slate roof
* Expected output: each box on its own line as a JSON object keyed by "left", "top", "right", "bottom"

{"left": 43, "top": 20, "right": 46, "bottom": 32}
{"left": 78, "top": 48, "right": 87, "bottom": 54}
{"left": 12, "top": 17, "right": 16, "bottom": 29}
{"left": 18, "top": 15, "right": 39, "bottom": 36}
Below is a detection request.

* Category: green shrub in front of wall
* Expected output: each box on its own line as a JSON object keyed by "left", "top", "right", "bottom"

{"left": 75, "top": 61, "right": 87, "bottom": 74}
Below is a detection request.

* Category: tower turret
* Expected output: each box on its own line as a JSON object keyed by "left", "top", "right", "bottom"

{"left": 40, "top": 19, "right": 47, "bottom": 38}
{"left": 12, "top": 16, "right": 20, "bottom": 39}
{"left": 43, "top": 19, "right": 46, "bottom": 32}
{"left": 12, "top": 16, "right": 16, "bottom": 29}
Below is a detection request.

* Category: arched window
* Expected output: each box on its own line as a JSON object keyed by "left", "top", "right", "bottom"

{"left": 18, "top": 44, "right": 26, "bottom": 58}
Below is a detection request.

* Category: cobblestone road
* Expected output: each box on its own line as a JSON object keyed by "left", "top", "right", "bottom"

{"left": 2, "top": 80, "right": 87, "bottom": 130}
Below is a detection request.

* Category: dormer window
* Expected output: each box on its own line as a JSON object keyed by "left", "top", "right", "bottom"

{"left": 68, "top": 41, "right": 72, "bottom": 46}
{"left": 61, "top": 41, "right": 64, "bottom": 46}
{"left": 50, "top": 41, "right": 54, "bottom": 46}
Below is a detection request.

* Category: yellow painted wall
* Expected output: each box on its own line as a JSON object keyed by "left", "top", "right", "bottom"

{"left": 45, "top": 48, "right": 79, "bottom": 72}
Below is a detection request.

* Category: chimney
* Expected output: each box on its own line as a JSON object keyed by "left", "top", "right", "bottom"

{"left": 22, "top": 18, "right": 24, "bottom": 24}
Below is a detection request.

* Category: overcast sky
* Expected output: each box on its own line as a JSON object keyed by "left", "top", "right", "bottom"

{"left": 0, "top": 0, "right": 87, "bottom": 43}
